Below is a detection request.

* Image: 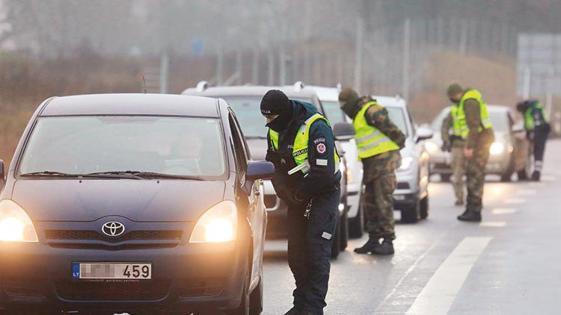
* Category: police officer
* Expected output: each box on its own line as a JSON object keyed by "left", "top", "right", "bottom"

{"left": 446, "top": 84, "right": 494, "bottom": 222}
{"left": 338, "top": 88, "right": 405, "bottom": 255}
{"left": 261, "top": 90, "right": 341, "bottom": 315}
{"left": 516, "top": 100, "right": 550, "bottom": 181}
{"left": 441, "top": 103, "right": 467, "bottom": 206}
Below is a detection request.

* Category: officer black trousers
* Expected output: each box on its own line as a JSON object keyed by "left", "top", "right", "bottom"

{"left": 286, "top": 188, "right": 339, "bottom": 314}
{"left": 533, "top": 129, "right": 548, "bottom": 170}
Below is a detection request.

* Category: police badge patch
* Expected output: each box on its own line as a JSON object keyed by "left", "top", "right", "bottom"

{"left": 316, "top": 143, "right": 326, "bottom": 154}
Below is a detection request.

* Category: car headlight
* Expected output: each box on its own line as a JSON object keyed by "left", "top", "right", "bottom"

{"left": 398, "top": 157, "right": 414, "bottom": 171}
{"left": 425, "top": 141, "right": 440, "bottom": 155}
{"left": 0, "top": 200, "right": 38, "bottom": 243}
{"left": 489, "top": 142, "right": 505, "bottom": 156}
{"left": 189, "top": 201, "right": 237, "bottom": 243}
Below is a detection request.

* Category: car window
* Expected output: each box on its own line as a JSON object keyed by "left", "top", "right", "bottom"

{"left": 385, "top": 107, "right": 409, "bottom": 137}
{"left": 228, "top": 111, "right": 249, "bottom": 174}
{"left": 18, "top": 116, "right": 227, "bottom": 178}
{"left": 321, "top": 101, "right": 347, "bottom": 124}
{"left": 489, "top": 111, "right": 509, "bottom": 131}
{"left": 222, "top": 96, "right": 268, "bottom": 139}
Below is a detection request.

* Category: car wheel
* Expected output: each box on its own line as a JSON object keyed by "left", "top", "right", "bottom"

{"left": 440, "top": 174, "right": 451, "bottom": 182}
{"left": 401, "top": 199, "right": 420, "bottom": 223}
{"left": 249, "top": 277, "right": 263, "bottom": 315}
{"left": 331, "top": 219, "right": 341, "bottom": 259}
{"left": 420, "top": 196, "right": 429, "bottom": 220}
{"left": 339, "top": 210, "right": 349, "bottom": 251}
{"left": 348, "top": 201, "right": 364, "bottom": 239}
{"left": 500, "top": 172, "right": 513, "bottom": 182}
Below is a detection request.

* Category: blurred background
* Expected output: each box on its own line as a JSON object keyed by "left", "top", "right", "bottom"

{"left": 1, "top": 0, "right": 561, "bottom": 163}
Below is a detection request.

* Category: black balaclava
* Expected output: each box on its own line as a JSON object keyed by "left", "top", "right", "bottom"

{"left": 260, "top": 90, "right": 293, "bottom": 132}
{"left": 338, "top": 87, "right": 361, "bottom": 119}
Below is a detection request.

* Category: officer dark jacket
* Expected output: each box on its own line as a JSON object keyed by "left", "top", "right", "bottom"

{"left": 266, "top": 100, "right": 341, "bottom": 204}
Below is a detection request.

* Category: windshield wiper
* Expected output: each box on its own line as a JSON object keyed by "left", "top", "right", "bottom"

{"left": 87, "top": 171, "right": 204, "bottom": 180}
{"left": 21, "top": 170, "right": 143, "bottom": 179}
{"left": 20, "top": 171, "right": 82, "bottom": 178}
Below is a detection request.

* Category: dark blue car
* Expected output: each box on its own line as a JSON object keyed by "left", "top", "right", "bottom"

{"left": 0, "top": 94, "right": 271, "bottom": 314}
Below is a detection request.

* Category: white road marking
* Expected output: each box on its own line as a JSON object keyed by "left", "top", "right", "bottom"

{"left": 479, "top": 221, "right": 507, "bottom": 227}
{"left": 491, "top": 208, "right": 518, "bottom": 215}
{"left": 517, "top": 189, "right": 536, "bottom": 196}
{"left": 505, "top": 198, "right": 526, "bottom": 204}
{"left": 406, "top": 237, "right": 492, "bottom": 315}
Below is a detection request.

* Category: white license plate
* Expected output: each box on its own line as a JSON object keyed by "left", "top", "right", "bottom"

{"left": 72, "top": 262, "right": 152, "bottom": 280}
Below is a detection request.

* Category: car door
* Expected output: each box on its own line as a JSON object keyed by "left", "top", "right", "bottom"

{"left": 228, "top": 110, "right": 266, "bottom": 288}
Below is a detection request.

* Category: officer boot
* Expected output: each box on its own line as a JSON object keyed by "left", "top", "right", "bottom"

{"left": 457, "top": 209, "right": 481, "bottom": 222}
{"left": 284, "top": 306, "right": 303, "bottom": 315}
{"left": 372, "top": 239, "right": 395, "bottom": 255}
{"left": 354, "top": 236, "right": 380, "bottom": 254}
{"left": 531, "top": 171, "right": 541, "bottom": 181}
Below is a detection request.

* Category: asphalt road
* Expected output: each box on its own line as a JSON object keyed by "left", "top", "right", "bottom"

{"left": 262, "top": 139, "right": 561, "bottom": 315}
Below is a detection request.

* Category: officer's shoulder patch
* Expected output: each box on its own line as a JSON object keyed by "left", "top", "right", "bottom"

{"left": 316, "top": 143, "right": 326, "bottom": 154}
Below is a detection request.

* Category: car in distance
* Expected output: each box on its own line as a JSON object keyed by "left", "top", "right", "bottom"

{"left": 375, "top": 96, "right": 433, "bottom": 223}
{"left": 0, "top": 94, "right": 271, "bottom": 314}
{"left": 183, "top": 82, "right": 351, "bottom": 258}
{"left": 427, "top": 105, "right": 516, "bottom": 181}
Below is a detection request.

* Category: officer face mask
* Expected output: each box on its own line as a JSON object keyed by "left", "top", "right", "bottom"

{"left": 265, "top": 109, "right": 292, "bottom": 132}
{"left": 339, "top": 100, "right": 360, "bottom": 119}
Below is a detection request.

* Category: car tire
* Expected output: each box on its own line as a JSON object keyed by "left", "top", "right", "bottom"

{"left": 339, "top": 211, "right": 349, "bottom": 251}
{"left": 500, "top": 172, "right": 513, "bottom": 182}
{"left": 401, "top": 199, "right": 420, "bottom": 223}
{"left": 440, "top": 174, "right": 451, "bottom": 182}
{"left": 420, "top": 196, "right": 429, "bottom": 220}
{"left": 331, "top": 219, "right": 341, "bottom": 259}
{"left": 348, "top": 201, "right": 364, "bottom": 239}
{"left": 249, "top": 277, "right": 263, "bottom": 315}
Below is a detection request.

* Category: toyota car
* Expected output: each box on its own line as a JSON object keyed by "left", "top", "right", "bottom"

{"left": 0, "top": 94, "right": 271, "bottom": 314}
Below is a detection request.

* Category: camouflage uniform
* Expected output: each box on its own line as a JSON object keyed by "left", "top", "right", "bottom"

{"left": 359, "top": 98, "right": 406, "bottom": 240}
{"left": 463, "top": 98, "right": 494, "bottom": 213}
{"left": 441, "top": 112, "right": 466, "bottom": 204}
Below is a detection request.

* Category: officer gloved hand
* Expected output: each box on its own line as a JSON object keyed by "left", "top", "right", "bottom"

{"left": 266, "top": 149, "right": 282, "bottom": 165}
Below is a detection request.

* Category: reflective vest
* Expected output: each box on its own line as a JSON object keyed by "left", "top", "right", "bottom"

{"left": 268, "top": 113, "right": 339, "bottom": 175}
{"left": 450, "top": 105, "right": 465, "bottom": 137}
{"left": 352, "top": 101, "right": 400, "bottom": 159}
{"left": 455, "top": 89, "right": 493, "bottom": 139}
{"left": 524, "top": 102, "right": 547, "bottom": 131}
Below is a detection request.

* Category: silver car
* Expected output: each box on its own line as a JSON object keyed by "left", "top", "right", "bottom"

{"left": 427, "top": 105, "right": 516, "bottom": 182}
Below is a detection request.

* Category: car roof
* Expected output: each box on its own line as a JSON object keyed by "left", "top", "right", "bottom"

{"left": 182, "top": 85, "right": 319, "bottom": 100}
{"left": 40, "top": 94, "right": 221, "bottom": 117}
{"left": 303, "top": 86, "right": 340, "bottom": 102}
{"left": 373, "top": 95, "right": 407, "bottom": 108}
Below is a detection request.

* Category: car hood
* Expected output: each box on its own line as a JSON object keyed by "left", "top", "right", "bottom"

{"left": 11, "top": 179, "right": 226, "bottom": 222}
{"left": 246, "top": 138, "right": 268, "bottom": 160}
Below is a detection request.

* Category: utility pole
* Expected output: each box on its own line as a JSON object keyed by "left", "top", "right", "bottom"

{"left": 159, "top": 52, "right": 169, "bottom": 94}
{"left": 522, "top": 66, "right": 531, "bottom": 99}
{"left": 402, "top": 18, "right": 410, "bottom": 101}
{"left": 216, "top": 44, "right": 224, "bottom": 85}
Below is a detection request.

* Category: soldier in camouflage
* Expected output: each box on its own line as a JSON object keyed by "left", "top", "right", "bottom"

{"left": 441, "top": 106, "right": 467, "bottom": 206}
{"left": 339, "top": 88, "right": 405, "bottom": 255}
{"left": 447, "top": 84, "right": 495, "bottom": 222}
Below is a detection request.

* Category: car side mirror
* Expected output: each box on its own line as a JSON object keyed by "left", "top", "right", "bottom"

{"left": 415, "top": 126, "right": 433, "bottom": 143}
{"left": 333, "top": 122, "right": 355, "bottom": 141}
{"left": 246, "top": 160, "right": 275, "bottom": 181}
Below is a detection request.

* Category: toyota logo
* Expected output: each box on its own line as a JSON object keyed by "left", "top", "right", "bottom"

{"left": 101, "top": 221, "right": 126, "bottom": 237}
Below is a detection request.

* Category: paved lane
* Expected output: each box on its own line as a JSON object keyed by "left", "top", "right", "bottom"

{"left": 263, "top": 139, "right": 561, "bottom": 314}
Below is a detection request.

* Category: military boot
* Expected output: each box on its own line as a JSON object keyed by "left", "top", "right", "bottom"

{"left": 354, "top": 237, "right": 380, "bottom": 254}
{"left": 457, "top": 209, "right": 481, "bottom": 222}
{"left": 531, "top": 171, "right": 541, "bottom": 181}
{"left": 517, "top": 170, "right": 528, "bottom": 181}
{"left": 372, "top": 239, "right": 394, "bottom": 255}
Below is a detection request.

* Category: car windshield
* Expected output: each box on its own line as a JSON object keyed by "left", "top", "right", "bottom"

{"left": 385, "top": 106, "right": 409, "bottom": 137}
{"left": 489, "top": 111, "right": 509, "bottom": 131}
{"left": 18, "top": 116, "right": 226, "bottom": 178}
{"left": 321, "top": 101, "right": 347, "bottom": 124}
